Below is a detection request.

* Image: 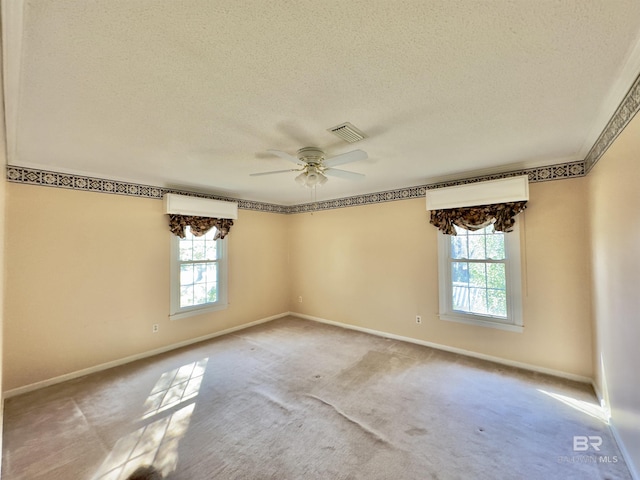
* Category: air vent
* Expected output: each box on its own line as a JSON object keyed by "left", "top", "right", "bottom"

{"left": 327, "top": 122, "right": 367, "bottom": 143}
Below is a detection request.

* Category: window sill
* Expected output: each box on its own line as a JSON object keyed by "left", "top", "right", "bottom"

{"left": 439, "top": 313, "right": 523, "bottom": 333}
{"left": 169, "top": 302, "right": 228, "bottom": 321}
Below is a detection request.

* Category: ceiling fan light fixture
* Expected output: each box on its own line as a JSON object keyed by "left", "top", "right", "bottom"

{"left": 294, "top": 172, "right": 306, "bottom": 185}
{"left": 305, "top": 171, "right": 320, "bottom": 187}
{"left": 302, "top": 167, "right": 329, "bottom": 188}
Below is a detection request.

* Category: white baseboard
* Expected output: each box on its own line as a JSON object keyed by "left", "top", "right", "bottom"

{"left": 0, "top": 392, "right": 3, "bottom": 479}
{"left": 592, "top": 381, "right": 639, "bottom": 480}
{"left": 291, "top": 312, "right": 593, "bottom": 384}
{"left": 4, "top": 312, "right": 289, "bottom": 398}
{"left": 609, "top": 421, "right": 640, "bottom": 480}
{"left": 591, "top": 380, "right": 611, "bottom": 418}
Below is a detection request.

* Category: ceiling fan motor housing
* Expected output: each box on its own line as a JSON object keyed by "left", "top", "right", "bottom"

{"left": 297, "top": 147, "right": 325, "bottom": 166}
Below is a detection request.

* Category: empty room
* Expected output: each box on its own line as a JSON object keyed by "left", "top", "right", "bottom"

{"left": 1, "top": 1, "right": 639, "bottom": 479}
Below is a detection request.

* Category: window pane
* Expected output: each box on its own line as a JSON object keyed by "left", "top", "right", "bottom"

{"left": 206, "top": 263, "right": 217, "bottom": 283}
{"left": 194, "top": 284, "right": 207, "bottom": 305}
{"left": 468, "top": 235, "right": 486, "bottom": 259}
{"left": 205, "top": 241, "right": 217, "bottom": 261}
{"left": 451, "top": 262, "right": 469, "bottom": 284}
{"left": 180, "top": 285, "right": 194, "bottom": 307}
{"left": 207, "top": 283, "right": 218, "bottom": 302}
{"left": 469, "top": 287, "right": 488, "bottom": 314}
{"left": 192, "top": 241, "right": 206, "bottom": 260}
{"left": 193, "top": 263, "right": 207, "bottom": 284}
{"left": 486, "top": 263, "right": 506, "bottom": 290}
{"left": 486, "top": 234, "right": 505, "bottom": 259}
{"left": 179, "top": 239, "right": 193, "bottom": 261}
{"left": 180, "top": 264, "right": 194, "bottom": 286}
{"left": 468, "top": 263, "right": 486, "bottom": 287}
{"left": 487, "top": 289, "right": 507, "bottom": 317}
{"left": 452, "top": 285, "right": 469, "bottom": 311}
{"left": 451, "top": 236, "right": 468, "bottom": 259}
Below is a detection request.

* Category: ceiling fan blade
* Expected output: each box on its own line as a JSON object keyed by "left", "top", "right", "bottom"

{"left": 323, "top": 149, "right": 367, "bottom": 168}
{"left": 267, "top": 149, "right": 304, "bottom": 165}
{"left": 250, "top": 168, "right": 301, "bottom": 177}
{"left": 324, "top": 168, "right": 365, "bottom": 181}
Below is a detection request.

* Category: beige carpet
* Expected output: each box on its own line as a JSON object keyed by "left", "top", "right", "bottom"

{"left": 2, "top": 316, "right": 631, "bottom": 479}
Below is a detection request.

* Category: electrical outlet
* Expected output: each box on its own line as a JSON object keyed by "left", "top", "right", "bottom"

{"left": 298, "top": 296, "right": 303, "bottom": 303}
{"left": 152, "top": 324, "right": 159, "bottom": 333}
{"left": 415, "top": 315, "right": 422, "bottom": 325}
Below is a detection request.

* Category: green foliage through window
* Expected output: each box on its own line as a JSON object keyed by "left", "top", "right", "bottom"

{"left": 450, "top": 225, "right": 507, "bottom": 318}
{"left": 178, "top": 227, "right": 219, "bottom": 308}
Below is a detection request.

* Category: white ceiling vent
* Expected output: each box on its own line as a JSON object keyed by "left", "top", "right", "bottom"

{"left": 327, "top": 122, "right": 367, "bottom": 143}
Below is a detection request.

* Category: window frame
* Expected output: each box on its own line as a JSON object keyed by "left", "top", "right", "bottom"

{"left": 169, "top": 227, "right": 228, "bottom": 320}
{"left": 437, "top": 222, "right": 523, "bottom": 333}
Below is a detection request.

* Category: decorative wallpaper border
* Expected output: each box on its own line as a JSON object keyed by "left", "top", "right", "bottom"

{"left": 6, "top": 161, "right": 585, "bottom": 214}
{"left": 5, "top": 166, "right": 288, "bottom": 214}
{"left": 288, "top": 161, "right": 586, "bottom": 213}
{"left": 584, "top": 72, "right": 640, "bottom": 172}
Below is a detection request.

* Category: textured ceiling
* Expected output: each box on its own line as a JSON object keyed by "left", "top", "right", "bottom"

{"left": 4, "top": 0, "right": 640, "bottom": 205}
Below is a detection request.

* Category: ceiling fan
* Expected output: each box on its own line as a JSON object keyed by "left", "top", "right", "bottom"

{"left": 251, "top": 147, "right": 367, "bottom": 188}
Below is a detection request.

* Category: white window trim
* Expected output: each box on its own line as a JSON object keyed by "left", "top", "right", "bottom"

{"left": 437, "top": 222, "right": 524, "bottom": 333}
{"left": 169, "top": 233, "right": 229, "bottom": 321}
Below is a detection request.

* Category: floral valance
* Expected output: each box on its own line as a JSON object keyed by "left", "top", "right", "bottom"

{"left": 168, "top": 214, "right": 234, "bottom": 240}
{"left": 429, "top": 201, "right": 527, "bottom": 235}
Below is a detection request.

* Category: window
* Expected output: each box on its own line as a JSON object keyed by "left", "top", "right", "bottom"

{"left": 437, "top": 223, "right": 523, "bottom": 332}
{"left": 170, "top": 226, "right": 228, "bottom": 320}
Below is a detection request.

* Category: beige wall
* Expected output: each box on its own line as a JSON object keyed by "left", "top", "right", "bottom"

{"left": 3, "top": 174, "right": 596, "bottom": 390}
{"left": 3, "top": 184, "right": 289, "bottom": 391}
{"left": 1, "top": 173, "right": 598, "bottom": 387}
{"left": 1, "top": 28, "right": 7, "bottom": 463}
{"left": 588, "top": 113, "right": 640, "bottom": 477}
{"left": 0, "top": 167, "right": 4, "bottom": 468}
{"left": 0, "top": 142, "right": 5, "bottom": 472}
{"left": 288, "top": 178, "right": 593, "bottom": 378}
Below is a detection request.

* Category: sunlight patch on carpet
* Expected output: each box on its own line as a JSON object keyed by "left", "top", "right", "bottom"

{"left": 93, "top": 403, "right": 195, "bottom": 479}
{"left": 143, "top": 358, "right": 208, "bottom": 419}
{"left": 538, "top": 389, "right": 609, "bottom": 424}
{"left": 93, "top": 358, "right": 208, "bottom": 479}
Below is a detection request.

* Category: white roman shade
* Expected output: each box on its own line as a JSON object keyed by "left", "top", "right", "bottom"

{"left": 425, "top": 175, "right": 529, "bottom": 211}
{"left": 163, "top": 194, "right": 238, "bottom": 219}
